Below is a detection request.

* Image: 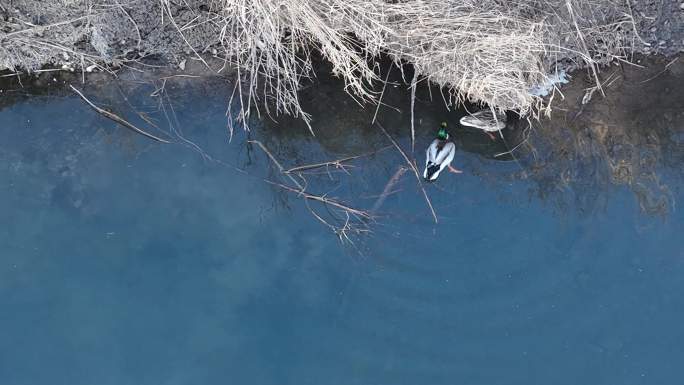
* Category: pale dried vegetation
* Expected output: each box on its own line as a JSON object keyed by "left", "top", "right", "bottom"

{"left": 1, "top": 0, "right": 636, "bottom": 122}
{"left": 205, "top": 0, "right": 636, "bottom": 125}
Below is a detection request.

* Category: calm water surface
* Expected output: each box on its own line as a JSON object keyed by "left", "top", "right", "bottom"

{"left": 1, "top": 65, "right": 683, "bottom": 385}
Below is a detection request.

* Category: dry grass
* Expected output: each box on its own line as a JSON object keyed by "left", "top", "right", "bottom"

{"left": 202, "top": 0, "right": 636, "bottom": 125}
{"left": 208, "top": 0, "right": 384, "bottom": 129}
{"left": 1, "top": 0, "right": 636, "bottom": 122}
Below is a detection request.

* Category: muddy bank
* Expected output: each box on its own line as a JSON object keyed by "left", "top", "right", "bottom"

{"left": 2, "top": 1, "right": 682, "bottom": 68}
{"left": 633, "top": 0, "right": 684, "bottom": 56}
{"left": 0, "top": 0, "right": 223, "bottom": 71}
{"left": 1, "top": 0, "right": 683, "bottom": 116}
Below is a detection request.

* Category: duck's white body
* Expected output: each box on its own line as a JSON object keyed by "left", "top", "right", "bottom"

{"left": 460, "top": 110, "right": 507, "bottom": 132}
{"left": 423, "top": 139, "right": 456, "bottom": 181}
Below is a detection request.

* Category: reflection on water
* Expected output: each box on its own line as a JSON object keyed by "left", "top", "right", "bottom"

{"left": 527, "top": 58, "right": 684, "bottom": 216}
{"left": 0, "top": 57, "right": 683, "bottom": 385}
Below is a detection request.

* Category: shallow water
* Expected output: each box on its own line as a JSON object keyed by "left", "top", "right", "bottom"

{"left": 1, "top": 60, "right": 683, "bottom": 385}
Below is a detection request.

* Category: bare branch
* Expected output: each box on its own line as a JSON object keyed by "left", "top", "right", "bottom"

{"left": 264, "top": 180, "right": 371, "bottom": 220}
{"left": 248, "top": 139, "right": 304, "bottom": 190}
{"left": 284, "top": 145, "right": 391, "bottom": 174}
{"left": 410, "top": 70, "right": 418, "bottom": 153}
{"left": 377, "top": 122, "right": 438, "bottom": 223}
{"left": 70, "top": 85, "right": 171, "bottom": 143}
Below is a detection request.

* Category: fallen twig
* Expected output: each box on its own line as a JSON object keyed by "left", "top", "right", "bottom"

{"left": 372, "top": 64, "right": 392, "bottom": 124}
{"left": 637, "top": 57, "right": 680, "bottom": 84}
{"left": 285, "top": 155, "right": 358, "bottom": 174}
{"left": 69, "top": 85, "right": 170, "bottom": 143}
{"left": 249, "top": 139, "right": 372, "bottom": 240}
{"left": 410, "top": 70, "right": 418, "bottom": 153}
{"left": 284, "top": 146, "right": 391, "bottom": 174}
{"left": 248, "top": 140, "right": 303, "bottom": 189}
{"left": 265, "top": 180, "right": 371, "bottom": 220}
{"left": 377, "top": 122, "right": 438, "bottom": 223}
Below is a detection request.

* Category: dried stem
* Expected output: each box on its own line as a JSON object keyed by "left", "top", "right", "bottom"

{"left": 265, "top": 180, "right": 371, "bottom": 220}
{"left": 372, "top": 64, "right": 392, "bottom": 125}
{"left": 410, "top": 70, "right": 418, "bottom": 153}
{"left": 70, "top": 85, "right": 171, "bottom": 143}
{"left": 248, "top": 140, "right": 303, "bottom": 189}
{"left": 377, "top": 122, "right": 438, "bottom": 223}
{"left": 250, "top": 138, "right": 372, "bottom": 240}
{"left": 284, "top": 145, "right": 391, "bottom": 174}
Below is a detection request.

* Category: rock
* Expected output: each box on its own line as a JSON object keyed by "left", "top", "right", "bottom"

{"left": 680, "top": 2, "right": 684, "bottom": 10}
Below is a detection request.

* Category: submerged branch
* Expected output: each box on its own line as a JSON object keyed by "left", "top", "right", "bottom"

{"left": 410, "top": 70, "right": 418, "bottom": 154}
{"left": 264, "top": 180, "right": 371, "bottom": 220}
{"left": 377, "top": 122, "right": 438, "bottom": 223}
{"left": 69, "top": 85, "right": 171, "bottom": 143}
{"left": 249, "top": 139, "right": 372, "bottom": 240}
{"left": 284, "top": 146, "right": 391, "bottom": 174}
{"left": 248, "top": 140, "right": 304, "bottom": 190}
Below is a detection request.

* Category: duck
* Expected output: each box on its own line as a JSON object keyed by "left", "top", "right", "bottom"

{"left": 423, "top": 122, "right": 462, "bottom": 181}
{"left": 459, "top": 109, "right": 507, "bottom": 140}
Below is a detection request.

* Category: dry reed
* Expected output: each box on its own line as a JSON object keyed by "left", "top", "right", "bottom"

{"left": 2, "top": 0, "right": 636, "bottom": 123}
{"left": 205, "top": 0, "right": 635, "bottom": 125}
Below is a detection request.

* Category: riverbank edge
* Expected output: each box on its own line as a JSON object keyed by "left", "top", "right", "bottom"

{"left": 2, "top": 1, "right": 683, "bottom": 117}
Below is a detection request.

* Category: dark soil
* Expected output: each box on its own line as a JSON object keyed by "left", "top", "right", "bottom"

{"left": 630, "top": 0, "right": 684, "bottom": 56}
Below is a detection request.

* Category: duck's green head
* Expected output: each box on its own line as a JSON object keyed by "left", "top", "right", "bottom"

{"left": 437, "top": 122, "right": 448, "bottom": 140}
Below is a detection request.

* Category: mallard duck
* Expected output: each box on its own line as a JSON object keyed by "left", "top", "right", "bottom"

{"left": 423, "top": 122, "right": 462, "bottom": 181}
{"left": 459, "top": 109, "right": 507, "bottom": 140}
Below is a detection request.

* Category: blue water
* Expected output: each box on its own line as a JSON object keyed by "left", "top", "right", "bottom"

{"left": 0, "top": 72, "right": 683, "bottom": 385}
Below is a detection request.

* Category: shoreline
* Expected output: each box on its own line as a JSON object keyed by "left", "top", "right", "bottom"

{"left": 2, "top": 1, "right": 683, "bottom": 117}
